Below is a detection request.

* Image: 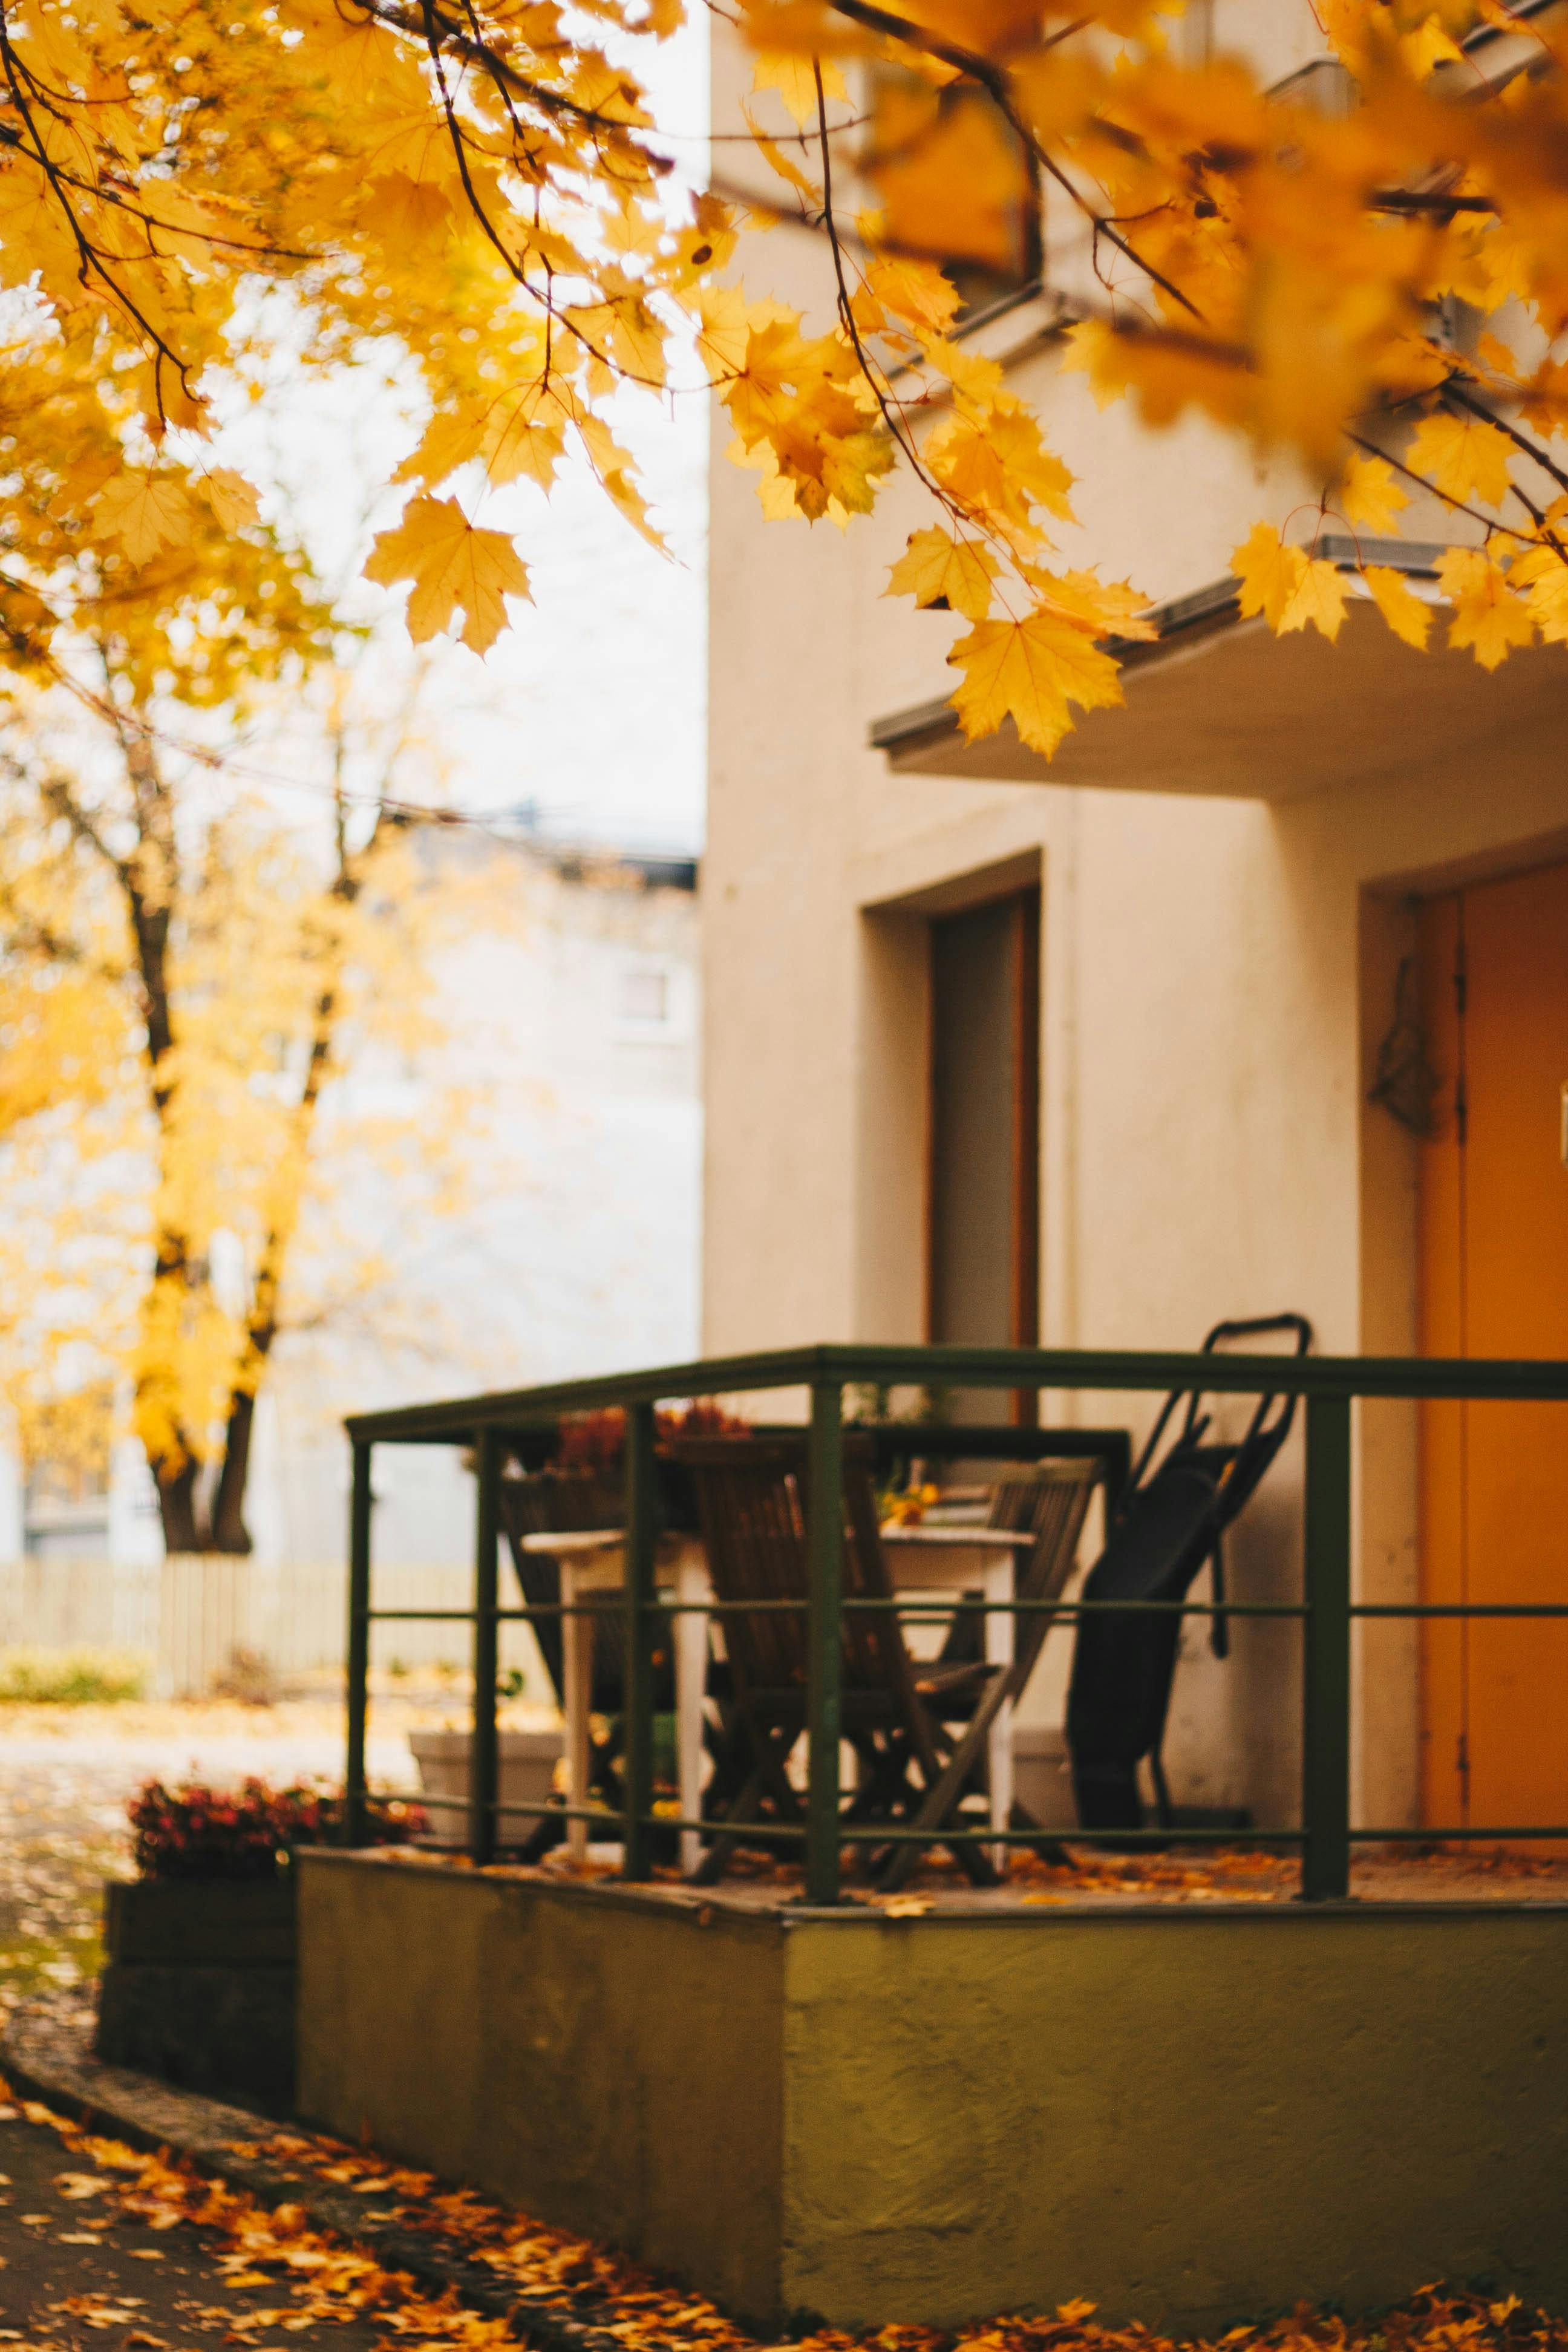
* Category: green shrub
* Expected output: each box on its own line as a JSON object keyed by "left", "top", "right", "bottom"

{"left": 0, "top": 1646, "right": 150, "bottom": 1704}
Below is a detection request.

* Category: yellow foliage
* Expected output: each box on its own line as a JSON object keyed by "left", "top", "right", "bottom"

{"left": 91, "top": 474, "right": 197, "bottom": 568}
{"left": 1406, "top": 411, "right": 1517, "bottom": 509}
{"left": 1278, "top": 558, "right": 1350, "bottom": 644}
{"left": 947, "top": 613, "right": 1123, "bottom": 760}
{"left": 886, "top": 529, "right": 999, "bottom": 621}
{"left": 365, "top": 497, "right": 532, "bottom": 655}
{"left": 1339, "top": 454, "right": 1410, "bottom": 535}
{"left": 1362, "top": 566, "right": 1433, "bottom": 650}
{"left": 1437, "top": 546, "right": 1536, "bottom": 669}
{"left": 753, "top": 50, "right": 846, "bottom": 127}
{"left": 1232, "top": 524, "right": 1306, "bottom": 632}
{"left": 0, "top": 624, "right": 483, "bottom": 1548}
{"left": 5, "top": 0, "right": 1568, "bottom": 757}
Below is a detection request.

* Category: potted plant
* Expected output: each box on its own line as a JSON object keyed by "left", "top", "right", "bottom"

{"left": 96, "top": 1778, "right": 423, "bottom": 2112}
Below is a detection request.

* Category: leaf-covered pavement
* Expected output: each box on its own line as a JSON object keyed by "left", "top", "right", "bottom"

{"left": 1, "top": 2088, "right": 1564, "bottom": 2352}
{"left": 0, "top": 2093, "right": 388, "bottom": 2352}
{"left": 0, "top": 1767, "right": 126, "bottom": 2018}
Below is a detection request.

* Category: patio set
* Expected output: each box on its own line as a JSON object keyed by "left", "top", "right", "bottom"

{"left": 409, "top": 1316, "right": 1314, "bottom": 1885}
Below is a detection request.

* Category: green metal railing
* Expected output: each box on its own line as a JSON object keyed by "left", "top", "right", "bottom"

{"left": 342, "top": 1342, "right": 1568, "bottom": 1905}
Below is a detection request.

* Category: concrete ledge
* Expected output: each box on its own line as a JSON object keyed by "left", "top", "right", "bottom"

{"left": 296, "top": 1850, "right": 1568, "bottom": 2333}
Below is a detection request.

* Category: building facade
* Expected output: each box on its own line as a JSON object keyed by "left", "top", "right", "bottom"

{"left": 703, "top": 1, "right": 1568, "bottom": 1833}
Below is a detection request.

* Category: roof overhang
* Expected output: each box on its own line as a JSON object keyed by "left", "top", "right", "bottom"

{"left": 871, "top": 540, "right": 1568, "bottom": 802}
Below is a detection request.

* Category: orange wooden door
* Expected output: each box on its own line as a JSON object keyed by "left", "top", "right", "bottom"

{"left": 1419, "top": 860, "right": 1568, "bottom": 1834}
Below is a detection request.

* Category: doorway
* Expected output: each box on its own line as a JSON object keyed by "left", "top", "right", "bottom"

{"left": 1418, "top": 858, "right": 1568, "bottom": 1833}
{"left": 927, "top": 888, "right": 1040, "bottom": 1419}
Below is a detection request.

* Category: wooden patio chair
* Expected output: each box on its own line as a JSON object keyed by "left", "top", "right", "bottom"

{"left": 668, "top": 1432, "right": 999, "bottom": 1889}
{"left": 874, "top": 1455, "right": 1103, "bottom": 1892}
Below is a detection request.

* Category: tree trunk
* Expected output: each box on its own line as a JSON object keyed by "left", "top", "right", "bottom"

{"left": 208, "top": 1389, "right": 257, "bottom": 1556}
{"left": 155, "top": 1459, "right": 203, "bottom": 1555}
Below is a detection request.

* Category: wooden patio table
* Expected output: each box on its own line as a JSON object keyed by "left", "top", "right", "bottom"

{"left": 520, "top": 1520, "right": 1042, "bottom": 1872}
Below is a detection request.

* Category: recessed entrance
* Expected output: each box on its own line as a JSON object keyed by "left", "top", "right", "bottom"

{"left": 927, "top": 887, "right": 1039, "bottom": 1418}
{"left": 1417, "top": 858, "right": 1568, "bottom": 1835}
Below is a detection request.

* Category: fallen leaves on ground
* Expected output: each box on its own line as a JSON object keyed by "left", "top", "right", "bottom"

{"left": 5, "top": 2088, "right": 1568, "bottom": 2352}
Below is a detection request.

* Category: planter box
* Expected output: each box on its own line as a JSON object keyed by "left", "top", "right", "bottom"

{"left": 410, "top": 1728, "right": 560, "bottom": 1840}
{"left": 96, "top": 1877, "right": 296, "bottom": 2113}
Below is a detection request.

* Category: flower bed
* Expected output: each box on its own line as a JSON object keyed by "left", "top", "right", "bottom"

{"left": 98, "top": 1777, "right": 425, "bottom": 2112}
{"left": 128, "top": 1776, "right": 423, "bottom": 1880}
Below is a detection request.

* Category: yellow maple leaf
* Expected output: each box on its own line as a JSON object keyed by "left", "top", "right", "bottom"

{"left": 1027, "top": 567, "right": 1157, "bottom": 641}
{"left": 1436, "top": 546, "right": 1534, "bottom": 670}
{"left": 886, "top": 528, "right": 998, "bottom": 621}
{"left": 1476, "top": 331, "right": 1520, "bottom": 382}
{"left": 1232, "top": 522, "right": 1305, "bottom": 630}
{"left": 365, "top": 495, "right": 531, "bottom": 654}
{"left": 869, "top": 82, "right": 1028, "bottom": 272}
{"left": 694, "top": 284, "right": 751, "bottom": 377}
{"left": 740, "top": 100, "right": 819, "bottom": 205}
{"left": 861, "top": 255, "right": 959, "bottom": 337}
{"left": 362, "top": 173, "right": 451, "bottom": 245}
{"left": 203, "top": 469, "right": 261, "bottom": 532}
{"left": 91, "top": 472, "right": 195, "bottom": 566}
{"left": 925, "top": 399, "right": 1074, "bottom": 543}
{"left": 1511, "top": 541, "right": 1568, "bottom": 643}
{"left": 1278, "top": 556, "right": 1348, "bottom": 642}
{"left": 1407, "top": 410, "right": 1514, "bottom": 509}
{"left": 751, "top": 50, "right": 846, "bottom": 129}
{"left": 947, "top": 612, "right": 1122, "bottom": 759}
{"left": 1339, "top": 452, "right": 1408, "bottom": 535}
{"left": 1362, "top": 566, "right": 1431, "bottom": 650}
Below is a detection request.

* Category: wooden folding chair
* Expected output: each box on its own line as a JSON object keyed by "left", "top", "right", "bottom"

{"left": 875, "top": 1455, "right": 1103, "bottom": 1892}
{"left": 498, "top": 1466, "right": 630, "bottom": 1713}
{"left": 669, "top": 1432, "right": 998, "bottom": 1888}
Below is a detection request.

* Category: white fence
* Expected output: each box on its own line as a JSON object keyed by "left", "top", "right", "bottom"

{"left": 0, "top": 1551, "right": 507, "bottom": 1691}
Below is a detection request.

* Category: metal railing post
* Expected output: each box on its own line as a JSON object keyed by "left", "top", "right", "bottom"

{"left": 621, "top": 1401, "right": 657, "bottom": 1880}
{"left": 470, "top": 1426, "right": 501, "bottom": 1867}
{"left": 1301, "top": 1390, "right": 1352, "bottom": 1900}
{"left": 805, "top": 1380, "right": 844, "bottom": 1906}
{"left": 344, "top": 1439, "right": 373, "bottom": 1847}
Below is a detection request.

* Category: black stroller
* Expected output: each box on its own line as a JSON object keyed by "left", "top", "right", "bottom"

{"left": 1065, "top": 1313, "right": 1313, "bottom": 1834}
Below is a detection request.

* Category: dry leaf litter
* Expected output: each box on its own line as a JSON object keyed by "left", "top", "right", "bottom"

{"left": 2, "top": 2086, "right": 1565, "bottom": 2352}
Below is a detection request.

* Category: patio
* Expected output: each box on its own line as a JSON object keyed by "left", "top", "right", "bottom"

{"left": 301, "top": 1338, "right": 1568, "bottom": 2330}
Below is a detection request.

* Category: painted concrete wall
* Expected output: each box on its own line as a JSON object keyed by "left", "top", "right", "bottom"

{"left": 702, "top": 0, "right": 1568, "bottom": 1832}
{"left": 296, "top": 1852, "right": 784, "bottom": 2319}
{"left": 782, "top": 1906, "right": 1568, "bottom": 2328}
{"left": 296, "top": 1856, "right": 1568, "bottom": 2331}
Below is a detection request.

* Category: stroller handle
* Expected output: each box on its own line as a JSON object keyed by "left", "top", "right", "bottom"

{"left": 1122, "top": 1313, "right": 1316, "bottom": 1509}
{"left": 1200, "top": 1313, "right": 1314, "bottom": 1356}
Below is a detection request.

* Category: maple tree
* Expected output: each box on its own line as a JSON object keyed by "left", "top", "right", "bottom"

{"left": 0, "top": 603, "right": 475, "bottom": 1556}
{"left": 4, "top": 1, "right": 1568, "bottom": 763}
